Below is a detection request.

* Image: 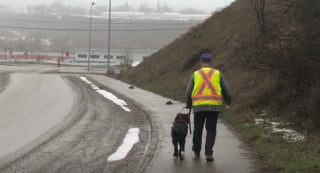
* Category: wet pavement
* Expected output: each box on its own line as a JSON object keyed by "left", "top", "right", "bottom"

{"left": 0, "top": 64, "right": 258, "bottom": 172}
{"left": 88, "top": 74, "right": 258, "bottom": 173}
{"left": 0, "top": 73, "right": 151, "bottom": 173}
{"left": 0, "top": 73, "right": 74, "bottom": 167}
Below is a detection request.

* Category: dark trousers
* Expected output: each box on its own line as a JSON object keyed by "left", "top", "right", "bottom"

{"left": 192, "top": 111, "right": 219, "bottom": 156}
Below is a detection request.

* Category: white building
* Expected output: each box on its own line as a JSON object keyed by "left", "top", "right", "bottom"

{"left": 74, "top": 48, "right": 156, "bottom": 66}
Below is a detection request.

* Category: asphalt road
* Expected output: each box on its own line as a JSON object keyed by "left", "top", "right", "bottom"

{"left": 0, "top": 64, "right": 258, "bottom": 173}
{"left": 0, "top": 65, "right": 151, "bottom": 173}
{"left": 0, "top": 73, "right": 74, "bottom": 161}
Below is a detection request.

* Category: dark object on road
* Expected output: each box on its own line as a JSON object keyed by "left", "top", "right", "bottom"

{"left": 128, "top": 85, "right": 134, "bottom": 89}
{"left": 171, "top": 108, "right": 192, "bottom": 160}
{"left": 166, "top": 100, "right": 173, "bottom": 105}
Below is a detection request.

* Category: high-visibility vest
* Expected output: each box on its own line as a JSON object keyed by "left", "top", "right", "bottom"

{"left": 191, "top": 67, "right": 222, "bottom": 106}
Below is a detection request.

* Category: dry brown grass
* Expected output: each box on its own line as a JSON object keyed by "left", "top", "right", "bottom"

{"left": 118, "top": 0, "right": 318, "bottom": 129}
{"left": 116, "top": 1, "right": 320, "bottom": 172}
{"left": 119, "top": 0, "right": 259, "bottom": 101}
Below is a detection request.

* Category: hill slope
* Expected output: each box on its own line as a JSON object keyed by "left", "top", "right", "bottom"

{"left": 119, "top": 0, "right": 320, "bottom": 172}
{"left": 120, "top": 0, "right": 319, "bottom": 128}
{"left": 120, "top": 0, "right": 260, "bottom": 104}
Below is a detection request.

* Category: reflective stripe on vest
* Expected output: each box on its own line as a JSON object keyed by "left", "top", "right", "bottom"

{"left": 191, "top": 68, "right": 222, "bottom": 106}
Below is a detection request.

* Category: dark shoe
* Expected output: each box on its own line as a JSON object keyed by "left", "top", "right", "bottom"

{"left": 194, "top": 152, "right": 200, "bottom": 157}
{"left": 192, "top": 146, "right": 200, "bottom": 157}
{"left": 179, "top": 151, "right": 184, "bottom": 161}
{"left": 206, "top": 155, "right": 214, "bottom": 162}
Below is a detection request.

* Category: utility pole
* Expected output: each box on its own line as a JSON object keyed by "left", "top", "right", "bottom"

{"left": 25, "top": 49, "right": 28, "bottom": 63}
{"left": 107, "top": 0, "right": 112, "bottom": 74}
{"left": 88, "top": 2, "right": 95, "bottom": 71}
{"left": 61, "top": 51, "right": 64, "bottom": 62}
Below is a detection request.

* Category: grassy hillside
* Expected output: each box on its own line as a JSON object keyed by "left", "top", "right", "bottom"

{"left": 120, "top": 0, "right": 251, "bottom": 100}
{"left": 119, "top": 0, "right": 270, "bottom": 109}
{"left": 118, "top": 0, "right": 320, "bottom": 172}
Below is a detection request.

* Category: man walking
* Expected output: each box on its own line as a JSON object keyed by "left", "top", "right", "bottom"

{"left": 185, "top": 53, "right": 231, "bottom": 162}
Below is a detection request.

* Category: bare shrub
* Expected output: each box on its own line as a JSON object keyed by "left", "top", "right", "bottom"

{"left": 239, "top": 0, "right": 320, "bottom": 135}
{"left": 248, "top": 0, "right": 267, "bottom": 33}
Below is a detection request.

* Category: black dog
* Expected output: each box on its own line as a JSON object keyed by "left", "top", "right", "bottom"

{"left": 171, "top": 112, "right": 191, "bottom": 160}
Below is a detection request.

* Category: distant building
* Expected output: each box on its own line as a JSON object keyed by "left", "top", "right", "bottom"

{"left": 74, "top": 48, "right": 156, "bottom": 66}
{"left": 0, "top": 50, "right": 70, "bottom": 62}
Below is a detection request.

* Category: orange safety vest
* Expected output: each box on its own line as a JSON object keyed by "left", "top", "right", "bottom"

{"left": 191, "top": 67, "right": 222, "bottom": 106}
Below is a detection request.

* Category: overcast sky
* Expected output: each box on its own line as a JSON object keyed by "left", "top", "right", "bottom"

{"left": 1, "top": 0, "right": 236, "bottom": 13}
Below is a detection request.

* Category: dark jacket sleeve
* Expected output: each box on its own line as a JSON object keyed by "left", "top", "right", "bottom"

{"left": 185, "top": 74, "right": 194, "bottom": 108}
{"left": 220, "top": 73, "right": 232, "bottom": 105}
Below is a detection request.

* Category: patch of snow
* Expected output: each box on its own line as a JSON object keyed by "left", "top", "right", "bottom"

{"left": 254, "top": 118, "right": 264, "bottom": 125}
{"left": 107, "top": 128, "right": 140, "bottom": 162}
{"left": 270, "top": 121, "right": 281, "bottom": 127}
{"left": 79, "top": 76, "right": 131, "bottom": 112}
{"left": 283, "top": 132, "right": 305, "bottom": 142}
{"left": 96, "top": 89, "right": 131, "bottom": 112}
{"left": 80, "top": 76, "right": 92, "bottom": 84}
{"left": 90, "top": 84, "right": 100, "bottom": 90}
{"left": 254, "top": 118, "right": 305, "bottom": 142}
{"left": 131, "top": 61, "right": 141, "bottom": 67}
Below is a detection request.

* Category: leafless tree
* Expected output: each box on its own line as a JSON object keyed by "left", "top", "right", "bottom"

{"left": 249, "top": 0, "right": 266, "bottom": 33}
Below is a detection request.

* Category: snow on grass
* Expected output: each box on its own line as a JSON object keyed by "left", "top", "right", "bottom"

{"left": 254, "top": 118, "right": 305, "bottom": 142}
{"left": 255, "top": 118, "right": 264, "bottom": 125}
{"left": 107, "top": 128, "right": 140, "bottom": 162}
{"left": 79, "top": 76, "right": 131, "bottom": 112}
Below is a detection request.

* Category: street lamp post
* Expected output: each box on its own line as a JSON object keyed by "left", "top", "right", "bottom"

{"left": 106, "top": 0, "right": 111, "bottom": 74}
{"left": 4, "top": 48, "right": 6, "bottom": 61}
{"left": 88, "top": 2, "right": 95, "bottom": 71}
{"left": 25, "top": 49, "right": 28, "bottom": 63}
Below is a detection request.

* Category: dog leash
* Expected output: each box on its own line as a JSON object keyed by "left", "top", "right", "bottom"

{"left": 188, "top": 108, "right": 192, "bottom": 135}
